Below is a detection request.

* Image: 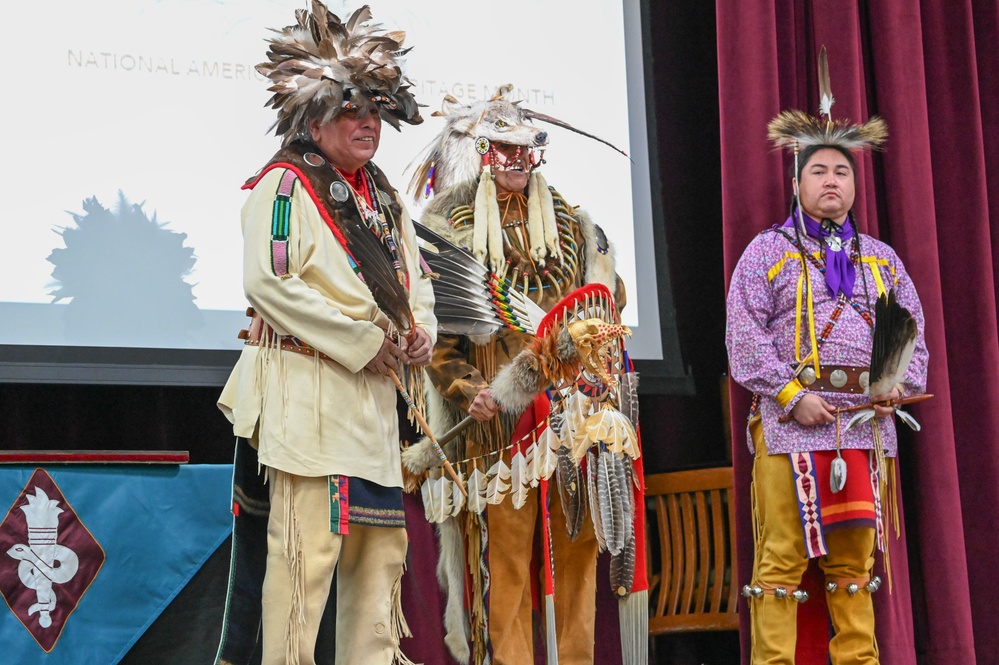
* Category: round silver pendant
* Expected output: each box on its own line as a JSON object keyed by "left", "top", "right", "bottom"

{"left": 825, "top": 235, "right": 843, "bottom": 252}
{"left": 799, "top": 366, "right": 817, "bottom": 386}
{"left": 304, "top": 152, "right": 326, "bottom": 167}
{"left": 377, "top": 189, "right": 391, "bottom": 207}
{"left": 330, "top": 181, "right": 350, "bottom": 202}
{"left": 829, "top": 369, "right": 848, "bottom": 388}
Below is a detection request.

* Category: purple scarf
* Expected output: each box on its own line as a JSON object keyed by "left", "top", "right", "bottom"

{"left": 783, "top": 213, "right": 856, "bottom": 299}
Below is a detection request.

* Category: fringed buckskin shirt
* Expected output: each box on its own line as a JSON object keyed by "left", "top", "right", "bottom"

{"left": 726, "top": 226, "right": 928, "bottom": 456}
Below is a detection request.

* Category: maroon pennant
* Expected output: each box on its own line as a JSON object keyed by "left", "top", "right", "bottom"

{"left": 0, "top": 469, "right": 105, "bottom": 653}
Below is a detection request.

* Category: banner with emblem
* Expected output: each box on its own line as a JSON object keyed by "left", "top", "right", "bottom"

{"left": 0, "top": 464, "right": 232, "bottom": 664}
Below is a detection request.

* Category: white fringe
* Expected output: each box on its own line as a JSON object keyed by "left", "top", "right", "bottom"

{"left": 545, "top": 593, "right": 560, "bottom": 665}
{"left": 281, "top": 473, "right": 306, "bottom": 665}
{"left": 618, "top": 589, "right": 649, "bottom": 665}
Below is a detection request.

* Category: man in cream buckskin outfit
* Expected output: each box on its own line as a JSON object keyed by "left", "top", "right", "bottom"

{"left": 216, "top": 4, "right": 435, "bottom": 664}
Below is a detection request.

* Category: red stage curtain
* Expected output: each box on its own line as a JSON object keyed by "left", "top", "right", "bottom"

{"left": 717, "top": 1, "right": 997, "bottom": 663}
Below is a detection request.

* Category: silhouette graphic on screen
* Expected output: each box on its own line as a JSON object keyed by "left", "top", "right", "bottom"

{"left": 47, "top": 192, "right": 203, "bottom": 347}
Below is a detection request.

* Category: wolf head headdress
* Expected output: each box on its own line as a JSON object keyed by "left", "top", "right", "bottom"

{"left": 408, "top": 85, "right": 625, "bottom": 272}
{"left": 256, "top": 2, "right": 422, "bottom": 146}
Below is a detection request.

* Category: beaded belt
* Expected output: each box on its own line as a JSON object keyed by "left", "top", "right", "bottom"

{"left": 796, "top": 364, "right": 870, "bottom": 394}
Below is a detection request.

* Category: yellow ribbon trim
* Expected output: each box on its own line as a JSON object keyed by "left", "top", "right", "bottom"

{"left": 777, "top": 379, "right": 804, "bottom": 408}
{"left": 861, "top": 256, "right": 894, "bottom": 298}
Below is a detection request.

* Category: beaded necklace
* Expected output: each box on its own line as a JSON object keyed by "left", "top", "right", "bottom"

{"left": 335, "top": 166, "right": 407, "bottom": 285}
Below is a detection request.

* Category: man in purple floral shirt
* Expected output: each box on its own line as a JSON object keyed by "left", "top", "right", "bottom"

{"left": 726, "top": 124, "right": 928, "bottom": 661}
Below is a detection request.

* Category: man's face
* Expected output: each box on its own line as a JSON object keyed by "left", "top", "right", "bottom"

{"left": 491, "top": 142, "right": 532, "bottom": 194}
{"left": 309, "top": 108, "right": 382, "bottom": 173}
{"left": 796, "top": 147, "right": 856, "bottom": 224}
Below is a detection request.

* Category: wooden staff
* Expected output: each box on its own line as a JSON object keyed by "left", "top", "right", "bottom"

{"left": 778, "top": 393, "right": 934, "bottom": 424}
{"left": 388, "top": 368, "right": 467, "bottom": 496}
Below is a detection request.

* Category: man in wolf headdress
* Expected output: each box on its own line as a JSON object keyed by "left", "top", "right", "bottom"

{"left": 403, "top": 86, "right": 646, "bottom": 665}
{"left": 726, "top": 49, "right": 928, "bottom": 663}
{"left": 215, "top": 3, "right": 436, "bottom": 664}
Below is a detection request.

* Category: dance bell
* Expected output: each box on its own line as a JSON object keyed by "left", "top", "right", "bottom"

{"left": 847, "top": 583, "right": 860, "bottom": 595}
{"left": 826, "top": 581, "right": 838, "bottom": 593}
{"left": 792, "top": 589, "right": 809, "bottom": 603}
{"left": 741, "top": 584, "right": 764, "bottom": 599}
{"left": 866, "top": 576, "right": 882, "bottom": 593}
{"left": 774, "top": 587, "right": 788, "bottom": 599}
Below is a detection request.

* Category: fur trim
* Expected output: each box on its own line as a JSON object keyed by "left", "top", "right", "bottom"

{"left": 437, "top": 518, "right": 471, "bottom": 663}
{"left": 576, "top": 210, "right": 618, "bottom": 293}
{"left": 401, "top": 437, "right": 441, "bottom": 480}
{"left": 490, "top": 349, "right": 544, "bottom": 414}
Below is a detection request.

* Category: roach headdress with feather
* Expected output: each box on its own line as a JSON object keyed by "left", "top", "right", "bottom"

{"left": 767, "top": 47, "right": 888, "bottom": 155}
{"left": 257, "top": 2, "right": 422, "bottom": 145}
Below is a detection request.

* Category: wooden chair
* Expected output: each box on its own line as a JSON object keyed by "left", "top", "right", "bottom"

{"left": 646, "top": 466, "right": 739, "bottom": 634}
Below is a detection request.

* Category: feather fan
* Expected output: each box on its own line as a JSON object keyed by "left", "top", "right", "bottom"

{"left": 414, "top": 221, "right": 545, "bottom": 336}
{"left": 868, "top": 289, "right": 918, "bottom": 399}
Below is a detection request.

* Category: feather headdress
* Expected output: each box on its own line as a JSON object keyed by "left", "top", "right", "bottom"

{"left": 257, "top": 2, "right": 422, "bottom": 145}
{"left": 767, "top": 47, "right": 887, "bottom": 154}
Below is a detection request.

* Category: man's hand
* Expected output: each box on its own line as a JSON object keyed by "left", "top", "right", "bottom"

{"left": 401, "top": 328, "right": 433, "bottom": 367}
{"left": 871, "top": 386, "right": 901, "bottom": 419}
{"left": 365, "top": 336, "right": 405, "bottom": 375}
{"left": 468, "top": 389, "right": 500, "bottom": 422}
{"left": 791, "top": 392, "right": 836, "bottom": 426}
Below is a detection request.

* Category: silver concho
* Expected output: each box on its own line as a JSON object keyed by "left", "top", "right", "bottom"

{"left": 858, "top": 371, "right": 870, "bottom": 391}
{"left": 799, "top": 366, "right": 817, "bottom": 386}
{"left": 330, "top": 181, "right": 350, "bottom": 202}
{"left": 304, "top": 152, "right": 326, "bottom": 167}
{"left": 829, "top": 369, "right": 848, "bottom": 388}
{"left": 825, "top": 235, "right": 843, "bottom": 252}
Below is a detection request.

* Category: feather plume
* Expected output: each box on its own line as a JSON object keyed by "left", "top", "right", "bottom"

{"left": 595, "top": 448, "right": 633, "bottom": 556}
{"left": 524, "top": 441, "right": 540, "bottom": 488}
{"left": 610, "top": 531, "right": 636, "bottom": 598}
{"left": 536, "top": 426, "right": 560, "bottom": 481}
{"left": 619, "top": 371, "right": 640, "bottom": 427}
{"left": 573, "top": 405, "right": 640, "bottom": 463}
{"left": 485, "top": 458, "right": 511, "bottom": 505}
{"left": 586, "top": 451, "right": 607, "bottom": 552}
{"left": 450, "top": 470, "right": 466, "bottom": 516}
{"left": 557, "top": 446, "right": 584, "bottom": 540}
{"left": 257, "top": 2, "right": 422, "bottom": 145}
{"left": 895, "top": 408, "right": 921, "bottom": 431}
{"left": 817, "top": 46, "right": 834, "bottom": 120}
{"left": 868, "top": 289, "right": 918, "bottom": 398}
{"left": 509, "top": 449, "right": 530, "bottom": 509}
{"left": 466, "top": 467, "right": 487, "bottom": 514}
{"left": 845, "top": 408, "right": 876, "bottom": 433}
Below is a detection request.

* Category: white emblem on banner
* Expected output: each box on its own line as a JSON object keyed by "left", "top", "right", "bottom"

{"left": 5, "top": 487, "right": 80, "bottom": 628}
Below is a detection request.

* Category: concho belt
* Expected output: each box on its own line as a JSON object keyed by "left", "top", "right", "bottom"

{"left": 796, "top": 364, "right": 870, "bottom": 394}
